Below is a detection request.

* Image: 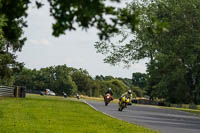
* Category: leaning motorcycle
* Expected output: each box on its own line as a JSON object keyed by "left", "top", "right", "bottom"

{"left": 76, "top": 94, "right": 80, "bottom": 100}
{"left": 118, "top": 96, "right": 130, "bottom": 111}
{"left": 104, "top": 93, "right": 112, "bottom": 106}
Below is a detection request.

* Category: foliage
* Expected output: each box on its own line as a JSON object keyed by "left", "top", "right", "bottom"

{"left": 0, "top": 0, "right": 140, "bottom": 85}
{"left": 131, "top": 86, "right": 145, "bottom": 97}
{"left": 1, "top": 0, "right": 138, "bottom": 41}
{"left": 98, "top": 79, "right": 128, "bottom": 97}
{"left": 132, "top": 72, "right": 147, "bottom": 89}
{"left": 89, "top": 80, "right": 101, "bottom": 97}
{"left": 0, "top": 0, "right": 29, "bottom": 51}
{"left": 95, "top": 75, "right": 105, "bottom": 81}
{"left": 0, "top": 0, "right": 28, "bottom": 85}
{"left": 0, "top": 18, "right": 23, "bottom": 85}
{"left": 14, "top": 64, "right": 147, "bottom": 98}
{"left": 71, "top": 69, "right": 92, "bottom": 95}
{"left": 48, "top": 0, "right": 119, "bottom": 40}
{"left": 14, "top": 65, "right": 77, "bottom": 95}
{"left": 144, "top": 0, "right": 200, "bottom": 104}
{"left": 0, "top": 43, "right": 23, "bottom": 86}
{"left": 95, "top": 0, "right": 200, "bottom": 104}
{"left": 117, "top": 77, "right": 133, "bottom": 87}
{"left": 95, "top": 74, "right": 145, "bottom": 97}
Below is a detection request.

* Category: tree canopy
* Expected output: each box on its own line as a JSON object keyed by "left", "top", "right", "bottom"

{"left": 14, "top": 64, "right": 145, "bottom": 97}
{"left": 95, "top": 0, "right": 200, "bottom": 104}
{"left": 0, "top": 0, "right": 138, "bottom": 83}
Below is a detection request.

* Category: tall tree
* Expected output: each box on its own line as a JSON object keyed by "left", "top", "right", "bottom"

{"left": 71, "top": 69, "right": 92, "bottom": 95}
{"left": 0, "top": 0, "right": 28, "bottom": 84}
{"left": 95, "top": 0, "right": 200, "bottom": 104}
{"left": 15, "top": 65, "right": 77, "bottom": 95}
{"left": 132, "top": 72, "right": 146, "bottom": 89}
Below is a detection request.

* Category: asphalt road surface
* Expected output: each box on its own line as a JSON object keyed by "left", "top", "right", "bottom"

{"left": 86, "top": 100, "right": 200, "bottom": 133}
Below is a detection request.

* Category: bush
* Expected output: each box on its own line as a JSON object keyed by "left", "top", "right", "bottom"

{"left": 132, "top": 87, "right": 145, "bottom": 97}
{"left": 189, "top": 103, "right": 197, "bottom": 109}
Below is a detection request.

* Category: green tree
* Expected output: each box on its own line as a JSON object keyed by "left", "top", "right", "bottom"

{"left": 95, "top": 0, "right": 200, "bottom": 104}
{"left": 132, "top": 72, "right": 147, "bottom": 89}
{"left": 1, "top": 0, "right": 140, "bottom": 84}
{"left": 104, "top": 76, "right": 114, "bottom": 81}
{"left": 95, "top": 75, "right": 105, "bottom": 81}
{"left": 14, "top": 68, "right": 38, "bottom": 90}
{"left": 99, "top": 79, "right": 129, "bottom": 98}
{"left": 117, "top": 77, "right": 133, "bottom": 88}
{"left": 71, "top": 69, "right": 92, "bottom": 95}
{"left": 90, "top": 80, "right": 101, "bottom": 97}
{"left": 14, "top": 65, "right": 77, "bottom": 95}
{"left": 50, "top": 65, "right": 77, "bottom": 95}
{"left": 0, "top": 0, "right": 28, "bottom": 85}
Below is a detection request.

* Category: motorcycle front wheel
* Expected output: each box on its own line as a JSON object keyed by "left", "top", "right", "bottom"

{"left": 105, "top": 101, "right": 108, "bottom": 106}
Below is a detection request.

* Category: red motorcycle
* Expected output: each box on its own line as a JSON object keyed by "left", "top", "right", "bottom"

{"left": 104, "top": 93, "right": 112, "bottom": 106}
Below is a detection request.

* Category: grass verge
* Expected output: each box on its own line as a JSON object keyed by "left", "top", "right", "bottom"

{"left": 0, "top": 94, "right": 158, "bottom": 133}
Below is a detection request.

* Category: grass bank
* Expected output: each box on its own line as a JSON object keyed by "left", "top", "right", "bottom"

{"left": 0, "top": 94, "right": 157, "bottom": 133}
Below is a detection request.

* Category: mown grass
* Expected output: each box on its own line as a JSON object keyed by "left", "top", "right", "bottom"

{"left": 0, "top": 94, "right": 158, "bottom": 133}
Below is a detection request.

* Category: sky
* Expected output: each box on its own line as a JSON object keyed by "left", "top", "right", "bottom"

{"left": 16, "top": 0, "right": 146, "bottom": 78}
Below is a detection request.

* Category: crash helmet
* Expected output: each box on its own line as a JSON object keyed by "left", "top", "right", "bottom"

{"left": 128, "top": 90, "right": 132, "bottom": 94}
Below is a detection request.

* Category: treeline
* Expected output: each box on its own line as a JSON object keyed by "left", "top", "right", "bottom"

{"left": 95, "top": 0, "right": 200, "bottom": 105}
{"left": 13, "top": 65, "right": 146, "bottom": 98}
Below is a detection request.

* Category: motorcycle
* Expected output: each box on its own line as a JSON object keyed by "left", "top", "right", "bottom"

{"left": 76, "top": 94, "right": 80, "bottom": 100}
{"left": 104, "top": 93, "right": 112, "bottom": 106}
{"left": 63, "top": 92, "right": 67, "bottom": 98}
{"left": 118, "top": 96, "right": 130, "bottom": 111}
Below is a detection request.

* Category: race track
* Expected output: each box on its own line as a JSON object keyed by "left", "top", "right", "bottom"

{"left": 86, "top": 100, "right": 200, "bottom": 133}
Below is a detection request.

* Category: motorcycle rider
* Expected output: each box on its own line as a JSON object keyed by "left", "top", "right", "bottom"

{"left": 76, "top": 93, "right": 80, "bottom": 100}
{"left": 63, "top": 92, "right": 67, "bottom": 98}
{"left": 119, "top": 89, "right": 133, "bottom": 102}
{"left": 104, "top": 88, "right": 113, "bottom": 100}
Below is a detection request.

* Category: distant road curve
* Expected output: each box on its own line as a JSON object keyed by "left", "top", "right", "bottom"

{"left": 85, "top": 100, "right": 200, "bottom": 133}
